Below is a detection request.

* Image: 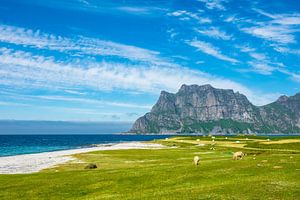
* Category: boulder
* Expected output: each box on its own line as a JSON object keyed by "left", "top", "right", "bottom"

{"left": 84, "top": 163, "right": 97, "bottom": 169}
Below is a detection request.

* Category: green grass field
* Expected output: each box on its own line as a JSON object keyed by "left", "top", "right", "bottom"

{"left": 0, "top": 136, "right": 299, "bottom": 200}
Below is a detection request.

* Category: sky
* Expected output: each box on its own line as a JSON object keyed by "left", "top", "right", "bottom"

{"left": 0, "top": 0, "right": 299, "bottom": 122}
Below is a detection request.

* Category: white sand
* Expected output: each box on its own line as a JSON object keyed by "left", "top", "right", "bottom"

{"left": 0, "top": 142, "right": 164, "bottom": 174}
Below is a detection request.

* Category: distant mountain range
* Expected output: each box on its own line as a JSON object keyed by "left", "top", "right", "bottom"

{"left": 129, "top": 84, "right": 300, "bottom": 134}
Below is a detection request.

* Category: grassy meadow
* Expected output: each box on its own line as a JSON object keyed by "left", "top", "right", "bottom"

{"left": 0, "top": 135, "right": 299, "bottom": 200}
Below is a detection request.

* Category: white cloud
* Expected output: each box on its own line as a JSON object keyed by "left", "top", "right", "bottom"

{"left": 198, "top": 17, "right": 212, "bottom": 24}
{"left": 187, "top": 40, "right": 239, "bottom": 63}
{"left": 273, "top": 46, "right": 300, "bottom": 56}
{"left": 198, "top": 0, "right": 228, "bottom": 11}
{"left": 246, "top": 51, "right": 284, "bottom": 75}
{"left": 195, "top": 27, "right": 232, "bottom": 40}
{"left": 241, "top": 9, "right": 300, "bottom": 44}
{"left": 168, "top": 10, "right": 211, "bottom": 24}
{"left": 64, "top": 90, "right": 86, "bottom": 95}
{"left": 224, "top": 15, "right": 236, "bottom": 23}
{"left": 168, "top": 10, "right": 186, "bottom": 17}
{"left": 245, "top": 52, "right": 300, "bottom": 81}
{"left": 34, "top": 95, "right": 152, "bottom": 109}
{"left": 254, "top": 8, "right": 300, "bottom": 25}
{"left": 0, "top": 24, "right": 167, "bottom": 65}
{"left": 249, "top": 52, "right": 267, "bottom": 60}
{"left": 241, "top": 24, "right": 297, "bottom": 44}
{"left": 0, "top": 47, "right": 276, "bottom": 105}
{"left": 0, "top": 101, "right": 29, "bottom": 106}
{"left": 277, "top": 69, "right": 300, "bottom": 83}
{"left": 247, "top": 61, "right": 275, "bottom": 75}
{"left": 235, "top": 45, "right": 256, "bottom": 53}
{"left": 116, "top": 6, "right": 167, "bottom": 15}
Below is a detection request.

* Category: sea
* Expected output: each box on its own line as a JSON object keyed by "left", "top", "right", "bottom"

{"left": 0, "top": 121, "right": 172, "bottom": 157}
{"left": 1, "top": 121, "right": 298, "bottom": 157}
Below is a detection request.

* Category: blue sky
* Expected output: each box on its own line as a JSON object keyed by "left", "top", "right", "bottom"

{"left": 0, "top": 0, "right": 299, "bottom": 122}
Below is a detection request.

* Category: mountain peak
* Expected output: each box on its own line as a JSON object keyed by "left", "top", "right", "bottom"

{"left": 277, "top": 95, "right": 289, "bottom": 102}
{"left": 179, "top": 84, "right": 214, "bottom": 92}
{"left": 130, "top": 84, "right": 300, "bottom": 134}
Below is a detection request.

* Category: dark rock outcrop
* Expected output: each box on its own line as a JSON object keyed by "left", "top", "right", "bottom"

{"left": 84, "top": 163, "right": 97, "bottom": 169}
{"left": 130, "top": 84, "right": 300, "bottom": 134}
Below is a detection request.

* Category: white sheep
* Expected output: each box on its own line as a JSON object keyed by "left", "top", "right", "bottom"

{"left": 194, "top": 156, "right": 200, "bottom": 165}
{"left": 232, "top": 151, "right": 244, "bottom": 160}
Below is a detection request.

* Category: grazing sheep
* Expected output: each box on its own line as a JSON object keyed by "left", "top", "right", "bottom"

{"left": 194, "top": 156, "right": 200, "bottom": 165}
{"left": 232, "top": 151, "right": 244, "bottom": 160}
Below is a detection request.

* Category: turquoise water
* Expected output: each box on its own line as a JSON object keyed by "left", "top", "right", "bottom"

{"left": 0, "top": 134, "right": 172, "bottom": 157}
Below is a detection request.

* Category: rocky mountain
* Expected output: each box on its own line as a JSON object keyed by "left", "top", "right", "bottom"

{"left": 129, "top": 84, "right": 300, "bottom": 134}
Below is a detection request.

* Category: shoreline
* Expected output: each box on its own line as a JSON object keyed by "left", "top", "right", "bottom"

{"left": 0, "top": 142, "right": 164, "bottom": 174}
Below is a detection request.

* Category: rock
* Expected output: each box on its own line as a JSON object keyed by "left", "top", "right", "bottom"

{"left": 84, "top": 163, "right": 97, "bottom": 169}
{"left": 129, "top": 84, "right": 300, "bottom": 134}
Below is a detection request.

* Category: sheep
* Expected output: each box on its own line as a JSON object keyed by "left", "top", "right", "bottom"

{"left": 232, "top": 151, "right": 244, "bottom": 160}
{"left": 194, "top": 156, "right": 200, "bottom": 165}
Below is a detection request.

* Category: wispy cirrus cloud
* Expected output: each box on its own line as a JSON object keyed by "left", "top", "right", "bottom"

{"left": 116, "top": 6, "right": 167, "bottom": 15}
{"left": 247, "top": 61, "right": 276, "bottom": 75}
{"left": 273, "top": 46, "right": 300, "bottom": 56}
{"left": 0, "top": 47, "right": 242, "bottom": 93}
{"left": 187, "top": 40, "right": 239, "bottom": 63}
{"left": 0, "top": 24, "right": 168, "bottom": 65}
{"left": 167, "top": 10, "right": 212, "bottom": 24}
{"left": 197, "top": 0, "right": 228, "bottom": 11}
{"left": 234, "top": 44, "right": 256, "bottom": 53}
{"left": 240, "top": 8, "right": 300, "bottom": 44}
{"left": 254, "top": 8, "right": 300, "bottom": 25}
{"left": 249, "top": 52, "right": 267, "bottom": 60}
{"left": 195, "top": 27, "right": 232, "bottom": 40}
{"left": 35, "top": 95, "right": 151, "bottom": 109}
{"left": 241, "top": 24, "right": 297, "bottom": 44}
{"left": 245, "top": 51, "right": 300, "bottom": 81}
{"left": 0, "top": 47, "right": 276, "bottom": 105}
{"left": 245, "top": 51, "right": 281, "bottom": 75}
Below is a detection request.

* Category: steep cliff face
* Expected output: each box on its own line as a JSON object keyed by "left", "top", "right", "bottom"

{"left": 130, "top": 84, "right": 300, "bottom": 134}
{"left": 259, "top": 93, "right": 300, "bottom": 133}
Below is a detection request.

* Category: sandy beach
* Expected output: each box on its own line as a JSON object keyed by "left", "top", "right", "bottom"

{"left": 0, "top": 142, "right": 164, "bottom": 174}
